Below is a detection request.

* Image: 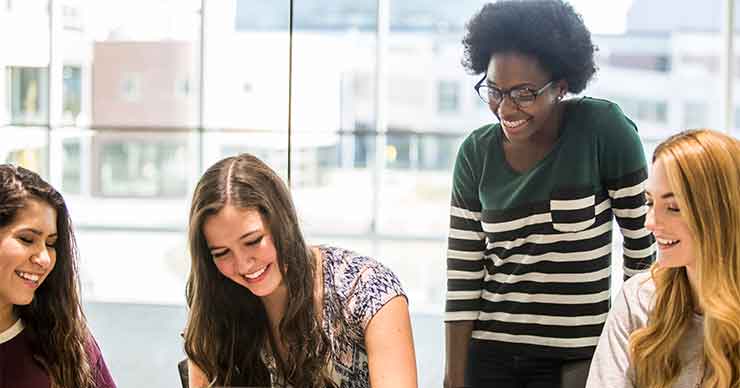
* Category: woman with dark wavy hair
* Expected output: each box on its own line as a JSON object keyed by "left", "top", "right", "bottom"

{"left": 445, "top": 1, "right": 655, "bottom": 387}
{"left": 0, "top": 165, "right": 115, "bottom": 388}
{"left": 184, "top": 153, "right": 417, "bottom": 388}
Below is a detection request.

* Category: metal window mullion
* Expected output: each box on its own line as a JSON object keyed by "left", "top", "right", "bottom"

{"left": 47, "top": 0, "right": 62, "bottom": 181}
{"left": 721, "top": 0, "right": 734, "bottom": 133}
{"left": 371, "top": 0, "right": 389, "bottom": 235}
{"left": 287, "top": 0, "right": 294, "bottom": 186}
{"left": 197, "top": 0, "right": 206, "bottom": 175}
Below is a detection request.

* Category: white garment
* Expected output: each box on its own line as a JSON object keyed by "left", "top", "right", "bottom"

{"left": 586, "top": 271, "right": 705, "bottom": 388}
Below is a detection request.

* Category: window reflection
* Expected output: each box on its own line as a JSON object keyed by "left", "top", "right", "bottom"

{"left": 62, "top": 139, "right": 82, "bottom": 194}
{"left": 95, "top": 135, "right": 189, "bottom": 197}
{"left": 62, "top": 66, "right": 82, "bottom": 125}
{"left": 9, "top": 67, "right": 48, "bottom": 125}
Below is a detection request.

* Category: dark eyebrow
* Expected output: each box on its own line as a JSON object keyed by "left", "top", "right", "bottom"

{"left": 208, "top": 230, "right": 260, "bottom": 251}
{"left": 487, "top": 81, "right": 538, "bottom": 89}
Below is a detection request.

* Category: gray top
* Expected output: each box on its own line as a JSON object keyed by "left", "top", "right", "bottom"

{"left": 586, "top": 271, "right": 705, "bottom": 388}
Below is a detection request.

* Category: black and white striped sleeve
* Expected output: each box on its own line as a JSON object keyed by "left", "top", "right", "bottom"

{"left": 445, "top": 139, "right": 486, "bottom": 322}
{"left": 598, "top": 103, "right": 656, "bottom": 280}
{"left": 606, "top": 168, "right": 655, "bottom": 280}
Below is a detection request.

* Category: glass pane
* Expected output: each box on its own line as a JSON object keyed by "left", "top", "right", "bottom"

{"left": 1, "top": 1, "right": 50, "bottom": 125}
{"left": 284, "top": 1, "right": 377, "bottom": 237}
{"left": 67, "top": 132, "right": 197, "bottom": 304}
{"left": 437, "top": 80, "right": 461, "bottom": 114}
{"left": 96, "top": 136, "right": 189, "bottom": 197}
{"left": 86, "top": 0, "right": 201, "bottom": 128}
{"left": 203, "top": 0, "right": 289, "bottom": 133}
{"left": 52, "top": 0, "right": 202, "bottom": 313}
{"left": 0, "top": 126, "right": 48, "bottom": 177}
{"left": 585, "top": 1, "right": 723, "bottom": 294}
{"left": 8, "top": 67, "right": 49, "bottom": 125}
{"left": 202, "top": 130, "right": 289, "bottom": 181}
{"left": 62, "top": 65, "right": 82, "bottom": 126}
{"left": 62, "top": 137, "right": 82, "bottom": 194}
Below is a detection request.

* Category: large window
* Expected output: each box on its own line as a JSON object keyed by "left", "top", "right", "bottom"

{"left": 2, "top": 1, "right": 738, "bottom": 387}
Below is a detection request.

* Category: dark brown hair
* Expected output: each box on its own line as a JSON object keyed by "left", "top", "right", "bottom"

{"left": 184, "top": 153, "right": 335, "bottom": 387}
{"left": 0, "top": 164, "right": 95, "bottom": 388}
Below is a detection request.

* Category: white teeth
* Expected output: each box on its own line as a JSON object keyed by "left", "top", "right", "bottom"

{"left": 16, "top": 271, "right": 40, "bottom": 283}
{"left": 244, "top": 266, "right": 267, "bottom": 279}
{"left": 657, "top": 238, "right": 679, "bottom": 246}
{"left": 502, "top": 119, "right": 527, "bottom": 128}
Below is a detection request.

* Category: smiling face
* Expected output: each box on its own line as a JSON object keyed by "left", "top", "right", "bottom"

{"left": 645, "top": 158, "right": 696, "bottom": 269}
{"left": 202, "top": 205, "right": 284, "bottom": 300}
{"left": 0, "top": 198, "right": 58, "bottom": 311}
{"left": 486, "top": 52, "right": 564, "bottom": 145}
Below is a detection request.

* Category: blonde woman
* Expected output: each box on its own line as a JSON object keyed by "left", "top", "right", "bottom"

{"left": 586, "top": 129, "right": 740, "bottom": 388}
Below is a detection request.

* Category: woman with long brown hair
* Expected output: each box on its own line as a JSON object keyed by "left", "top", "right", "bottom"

{"left": 0, "top": 165, "right": 115, "bottom": 388}
{"left": 184, "top": 153, "right": 417, "bottom": 388}
{"left": 586, "top": 129, "right": 740, "bottom": 387}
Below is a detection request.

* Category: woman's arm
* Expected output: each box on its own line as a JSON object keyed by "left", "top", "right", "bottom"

{"left": 444, "top": 321, "right": 473, "bottom": 388}
{"left": 187, "top": 359, "right": 209, "bottom": 388}
{"left": 444, "top": 133, "right": 487, "bottom": 388}
{"left": 365, "top": 296, "right": 418, "bottom": 388}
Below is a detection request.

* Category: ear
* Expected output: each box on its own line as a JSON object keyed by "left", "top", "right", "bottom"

{"left": 556, "top": 79, "right": 568, "bottom": 100}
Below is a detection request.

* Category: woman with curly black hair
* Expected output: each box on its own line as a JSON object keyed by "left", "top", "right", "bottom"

{"left": 444, "top": 1, "right": 656, "bottom": 387}
{"left": 0, "top": 165, "right": 115, "bottom": 388}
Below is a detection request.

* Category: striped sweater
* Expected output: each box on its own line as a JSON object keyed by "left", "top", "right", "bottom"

{"left": 446, "top": 97, "right": 656, "bottom": 360}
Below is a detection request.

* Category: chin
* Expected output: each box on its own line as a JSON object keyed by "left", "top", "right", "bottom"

{"left": 13, "top": 296, "right": 35, "bottom": 306}
{"left": 657, "top": 257, "right": 689, "bottom": 269}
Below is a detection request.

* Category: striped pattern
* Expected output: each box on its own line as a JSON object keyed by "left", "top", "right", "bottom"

{"left": 447, "top": 171, "right": 655, "bottom": 358}
{"left": 446, "top": 98, "right": 657, "bottom": 360}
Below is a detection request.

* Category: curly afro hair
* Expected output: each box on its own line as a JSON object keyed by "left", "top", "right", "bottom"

{"left": 462, "top": 0, "right": 597, "bottom": 94}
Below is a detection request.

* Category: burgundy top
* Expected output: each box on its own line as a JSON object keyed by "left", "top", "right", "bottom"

{"left": 0, "top": 320, "right": 116, "bottom": 388}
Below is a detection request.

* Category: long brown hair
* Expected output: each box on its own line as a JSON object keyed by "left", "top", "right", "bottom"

{"left": 184, "top": 153, "right": 335, "bottom": 388}
{"left": 0, "top": 165, "right": 95, "bottom": 388}
{"left": 629, "top": 129, "right": 740, "bottom": 388}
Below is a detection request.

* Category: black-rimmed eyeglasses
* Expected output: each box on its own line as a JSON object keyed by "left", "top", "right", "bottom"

{"left": 474, "top": 75, "right": 554, "bottom": 108}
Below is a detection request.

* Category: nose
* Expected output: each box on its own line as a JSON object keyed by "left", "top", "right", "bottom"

{"left": 32, "top": 248, "right": 52, "bottom": 269}
{"left": 496, "top": 95, "right": 518, "bottom": 117}
{"left": 644, "top": 205, "right": 658, "bottom": 232}
{"left": 234, "top": 251, "right": 255, "bottom": 275}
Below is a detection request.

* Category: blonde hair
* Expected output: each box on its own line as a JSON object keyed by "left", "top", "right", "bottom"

{"left": 629, "top": 129, "right": 740, "bottom": 388}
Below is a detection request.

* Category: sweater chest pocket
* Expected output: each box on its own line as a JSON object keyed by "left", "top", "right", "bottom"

{"left": 550, "top": 190, "right": 596, "bottom": 233}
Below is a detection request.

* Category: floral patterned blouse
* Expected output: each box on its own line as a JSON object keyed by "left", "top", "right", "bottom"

{"left": 264, "top": 245, "right": 407, "bottom": 388}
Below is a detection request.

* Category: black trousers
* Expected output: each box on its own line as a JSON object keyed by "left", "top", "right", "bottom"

{"left": 465, "top": 340, "right": 591, "bottom": 388}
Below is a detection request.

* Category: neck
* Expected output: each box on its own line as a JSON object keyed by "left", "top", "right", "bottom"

{"left": 0, "top": 303, "right": 17, "bottom": 333}
{"left": 261, "top": 282, "right": 288, "bottom": 327}
{"left": 685, "top": 264, "right": 703, "bottom": 314}
{"left": 509, "top": 101, "right": 565, "bottom": 149}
